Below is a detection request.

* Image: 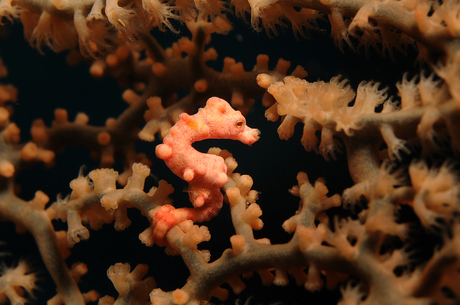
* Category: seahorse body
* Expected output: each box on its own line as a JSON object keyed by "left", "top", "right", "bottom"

{"left": 151, "top": 97, "right": 259, "bottom": 245}
{"left": 152, "top": 97, "right": 260, "bottom": 245}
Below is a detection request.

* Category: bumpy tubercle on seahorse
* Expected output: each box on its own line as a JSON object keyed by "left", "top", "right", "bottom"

{"left": 152, "top": 97, "right": 260, "bottom": 246}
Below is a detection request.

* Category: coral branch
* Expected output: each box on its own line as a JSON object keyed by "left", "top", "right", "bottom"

{"left": 1, "top": 0, "right": 460, "bottom": 304}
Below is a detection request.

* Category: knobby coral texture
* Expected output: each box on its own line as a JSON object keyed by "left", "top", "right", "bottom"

{"left": 0, "top": 0, "right": 459, "bottom": 304}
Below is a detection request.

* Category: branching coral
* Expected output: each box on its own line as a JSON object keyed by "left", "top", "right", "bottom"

{"left": 0, "top": 0, "right": 460, "bottom": 304}
{"left": 0, "top": 260, "right": 38, "bottom": 305}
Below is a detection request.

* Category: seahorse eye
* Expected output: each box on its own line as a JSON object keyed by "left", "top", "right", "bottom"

{"left": 236, "top": 121, "right": 243, "bottom": 127}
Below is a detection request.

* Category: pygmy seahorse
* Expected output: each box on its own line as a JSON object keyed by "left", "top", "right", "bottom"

{"left": 152, "top": 97, "right": 260, "bottom": 246}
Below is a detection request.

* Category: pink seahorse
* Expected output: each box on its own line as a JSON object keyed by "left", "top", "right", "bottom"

{"left": 151, "top": 97, "right": 260, "bottom": 246}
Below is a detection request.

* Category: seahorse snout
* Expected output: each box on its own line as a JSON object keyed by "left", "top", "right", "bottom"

{"left": 240, "top": 127, "right": 260, "bottom": 145}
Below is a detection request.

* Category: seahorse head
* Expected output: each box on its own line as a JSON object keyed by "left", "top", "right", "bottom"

{"left": 201, "top": 97, "right": 260, "bottom": 144}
